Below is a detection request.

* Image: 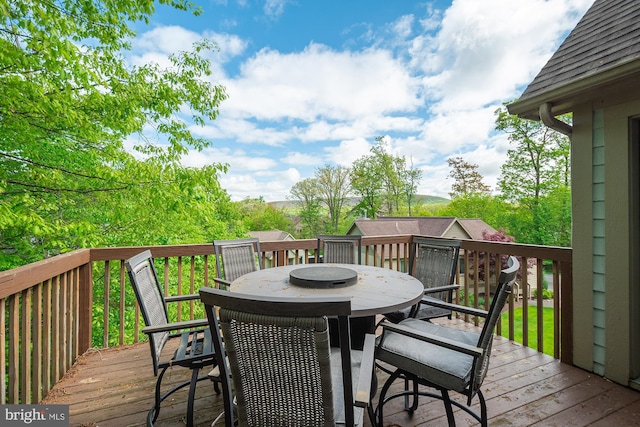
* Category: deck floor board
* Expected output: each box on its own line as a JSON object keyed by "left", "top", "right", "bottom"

{"left": 42, "top": 319, "right": 640, "bottom": 427}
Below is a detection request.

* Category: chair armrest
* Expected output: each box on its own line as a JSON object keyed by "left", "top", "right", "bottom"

{"left": 420, "top": 298, "right": 489, "bottom": 318}
{"left": 165, "top": 293, "right": 201, "bottom": 303}
{"left": 213, "top": 278, "right": 231, "bottom": 290}
{"left": 379, "top": 321, "right": 483, "bottom": 358}
{"left": 354, "top": 333, "right": 375, "bottom": 408}
{"left": 142, "top": 318, "right": 209, "bottom": 335}
{"left": 423, "top": 284, "right": 459, "bottom": 295}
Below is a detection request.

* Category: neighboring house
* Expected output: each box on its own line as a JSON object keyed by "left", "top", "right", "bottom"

{"left": 346, "top": 216, "right": 498, "bottom": 269}
{"left": 508, "top": 0, "right": 640, "bottom": 388}
{"left": 347, "top": 216, "right": 498, "bottom": 241}
{"left": 248, "top": 230, "right": 295, "bottom": 267}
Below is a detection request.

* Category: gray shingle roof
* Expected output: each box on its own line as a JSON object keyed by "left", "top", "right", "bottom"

{"left": 520, "top": 0, "right": 640, "bottom": 101}
{"left": 349, "top": 217, "right": 497, "bottom": 240}
{"left": 248, "top": 230, "right": 293, "bottom": 241}
{"left": 510, "top": 0, "right": 640, "bottom": 117}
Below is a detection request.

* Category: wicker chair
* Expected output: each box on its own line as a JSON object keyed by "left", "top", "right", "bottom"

{"left": 317, "top": 234, "right": 362, "bottom": 264}
{"left": 200, "top": 287, "right": 375, "bottom": 427}
{"left": 213, "top": 237, "right": 263, "bottom": 289}
{"left": 125, "top": 250, "right": 218, "bottom": 427}
{"left": 317, "top": 234, "right": 368, "bottom": 348}
{"left": 374, "top": 256, "right": 520, "bottom": 427}
{"left": 383, "top": 237, "right": 461, "bottom": 323}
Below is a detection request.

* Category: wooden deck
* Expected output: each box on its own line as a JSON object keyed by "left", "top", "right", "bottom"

{"left": 42, "top": 318, "right": 640, "bottom": 427}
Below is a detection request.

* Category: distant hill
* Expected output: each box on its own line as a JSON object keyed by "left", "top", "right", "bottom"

{"left": 415, "top": 195, "right": 450, "bottom": 205}
{"left": 269, "top": 195, "right": 449, "bottom": 210}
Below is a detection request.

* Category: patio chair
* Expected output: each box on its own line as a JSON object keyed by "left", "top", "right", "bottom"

{"left": 317, "top": 234, "right": 362, "bottom": 264}
{"left": 213, "top": 237, "right": 262, "bottom": 289}
{"left": 317, "top": 234, "right": 368, "bottom": 348}
{"left": 373, "top": 256, "right": 520, "bottom": 427}
{"left": 125, "top": 250, "right": 219, "bottom": 427}
{"left": 199, "top": 287, "right": 376, "bottom": 427}
{"left": 383, "top": 237, "right": 461, "bottom": 324}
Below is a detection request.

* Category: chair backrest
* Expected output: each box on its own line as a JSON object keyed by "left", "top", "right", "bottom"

{"left": 409, "top": 237, "right": 461, "bottom": 295}
{"left": 124, "top": 250, "right": 169, "bottom": 376}
{"left": 317, "top": 234, "right": 362, "bottom": 264}
{"left": 199, "top": 287, "right": 358, "bottom": 427}
{"left": 213, "top": 237, "right": 262, "bottom": 283}
{"left": 471, "top": 255, "right": 520, "bottom": 396}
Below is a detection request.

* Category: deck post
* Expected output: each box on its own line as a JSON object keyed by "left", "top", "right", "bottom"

{"left": 77, "top": 260, "right": 93, "bottom": 353}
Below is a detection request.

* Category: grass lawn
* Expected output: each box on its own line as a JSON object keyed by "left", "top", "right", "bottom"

{"left": 500, "top": 305, "right": 555, "bottom": 356}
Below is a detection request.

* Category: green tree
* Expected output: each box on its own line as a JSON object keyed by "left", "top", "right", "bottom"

{"left": 358, "top": 137, "right": 422, "bottom": 216}
{"left": 401, "top": 157, "right": 422, "bottom": 216}
{"left": 315, "top": 164, "right": 351, "bottom": 233}
{"left": 350, "top": 154, "right": 384, "bottom": 219}
{"left": 447, "top": 157, "right": 490, "bottom": 198}
{"left": 237, "top": 198, "right": 294, "bottom": 233}
{"left": 495, "top": 104, "right": 571, "bottom": 246}
{"left": 370, "top": 138, "right": 400, "bottom": 215}
{"left": 0, "top": 0, "right": 231, "bottom": 269}
{"left": 289, "top": 178, "right": 325, "bottom": 238}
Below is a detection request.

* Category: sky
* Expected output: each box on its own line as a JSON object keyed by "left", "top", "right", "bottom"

{"left": 126, "top": 0, "right": 594, "bottom": 202}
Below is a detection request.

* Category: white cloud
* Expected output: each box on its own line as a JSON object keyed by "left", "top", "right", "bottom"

{"left": 128, "top": 0, "right": 593, "bottom": 202}
{"left": 222, "top": 43, "right": 422, "bottom": 122}
{"left": 281, "top": 152, "right": 320, "bottom": 167}
{"left": 221, "top": 168, "right": 301, "bottom": 201}
{"left": 129, "top": 26, "right": 246, "bottom": 78}
{"left": 415, "top": 0, "right": 593, "bottom": 112}
{"left": 324, "top": 138, "right": 373, "bottom": 167}
{"left": 264, "top": 0, "right": 290, "bottom": 17}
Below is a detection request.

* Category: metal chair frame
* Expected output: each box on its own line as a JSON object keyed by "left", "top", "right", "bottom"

{"left": 125, "top": 250, "right": 219, "bottom": 427}
{"left": 374, "top": 256, "right": 520, "bottom": 427}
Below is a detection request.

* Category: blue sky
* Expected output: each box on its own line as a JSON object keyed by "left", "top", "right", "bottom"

{"left": 126, "top": 0, "right": 593, "bottom": 202}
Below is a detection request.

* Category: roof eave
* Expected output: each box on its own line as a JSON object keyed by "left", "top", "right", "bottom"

{"left": 507, "top": 59, "right": 640, "bottom": 120}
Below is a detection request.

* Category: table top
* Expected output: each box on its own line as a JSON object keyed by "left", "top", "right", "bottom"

{"left": 230, "top": 263, "right": 424, "bottom": 317}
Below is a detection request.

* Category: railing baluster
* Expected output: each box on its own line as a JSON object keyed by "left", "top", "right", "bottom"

{"left": 9, "top": 294, "right": 19, "bottom": 403}
{"left": 103, "top": 262, "right": 109, "bottom": 348}
{"left": 21, "top": 288, "right": 32, "bottom": 403}
{"left": 32, "top": 283, "right": 43, "bottom": 403}
{"left": 521, "top": 257, "right": 529, "bottom": 348}
{"left": 189, "top": 256, "right": 196, "bottom": 318}
{"left": 537, "top": 257, "right": 544, "bottom": 354}
{"left": 177, "top": 256, "right": 183, "bottom": 322}
{"left": 119, "top": 261, "right": 126, "bottom": 346}
{"left": 51, "top": 275, "right": 60, "bottom": 389}
{"left": 42, "top": 279, "right": 52, "bottom": 398}
{"left": 0, "top": 297, "right": 6, "bottom": 404}
{"left": 60, "top": 272, "right": 68, "bottom": 381}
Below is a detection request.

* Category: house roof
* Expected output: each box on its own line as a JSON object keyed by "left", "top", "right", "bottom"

{"left": 457, "top": 219, "right": 499, "bottom": 240}
{"left": 348, "top": 217, "right": 497, "bottom": 240}
{"left": 248, "top": 230, "right": 294, "bottom": 241}
{"left": 508, "top": 0, "right": 640, "bottom": 119}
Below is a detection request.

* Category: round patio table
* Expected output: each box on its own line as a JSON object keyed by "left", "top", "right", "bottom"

{"left": 230, "top": 263, "right": 424, "bottom": 318}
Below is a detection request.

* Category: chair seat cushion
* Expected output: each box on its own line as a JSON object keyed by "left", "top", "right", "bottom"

{"left": 330, "top": 347, "right": 365, "bottom": 427}
{"left": 376, "top": 318, "right": 480, "bottom": 393}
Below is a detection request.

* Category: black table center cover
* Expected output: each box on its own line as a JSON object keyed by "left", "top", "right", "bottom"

{"left": 289, "top": 266, "right": 358, "bottom": 288}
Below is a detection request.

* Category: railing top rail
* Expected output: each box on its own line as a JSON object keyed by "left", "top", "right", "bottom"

{"left": 0, "top": 235, "right": 572, "bottom": 299}
{"left": 89, "top": 244, "right": 216, "bottom": 261}
{"left": 459, "top": 239, "right": 572, "bottom": 262}
{"left": 0, "top": 249, "right": 91, "bottom": 299}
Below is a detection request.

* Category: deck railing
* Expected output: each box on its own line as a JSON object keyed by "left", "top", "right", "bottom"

{"left": 0, "top": 235, "right": 571, "bottom": 404}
